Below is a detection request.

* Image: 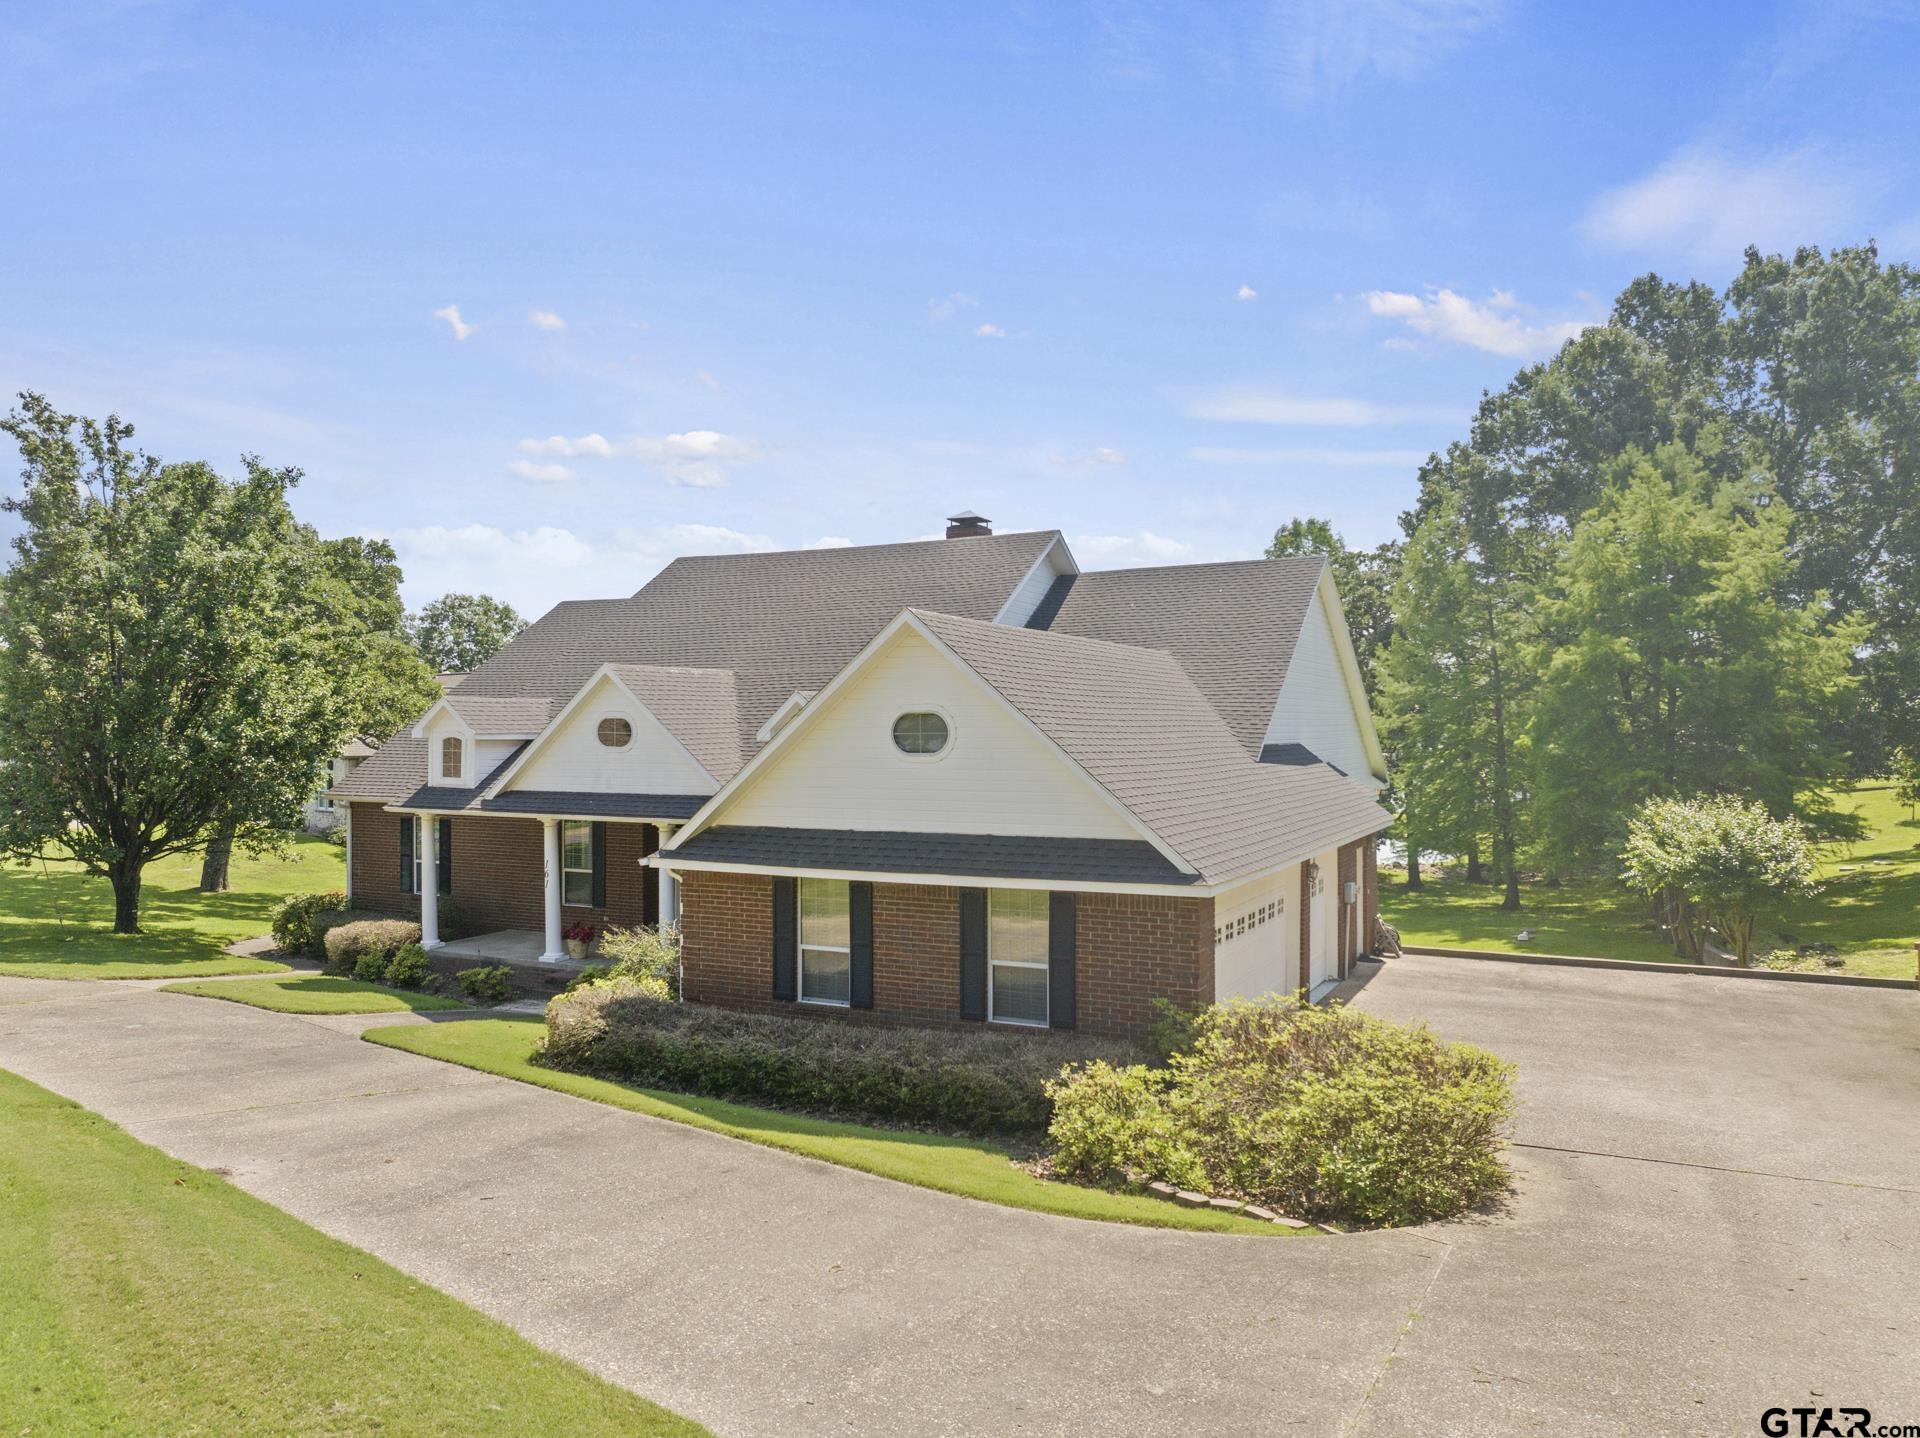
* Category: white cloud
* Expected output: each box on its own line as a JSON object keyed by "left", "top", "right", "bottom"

{"left": 1071, "top": 529, "right": 1198, "bottom": 568}
{"left": 695, "top": 368, "right": 722, "bottom": 392}
{"left": 1582, "top": 145, "right": 1874, "bottom": 263}
{"left": 516, "top": 429, "right": 761, "bottom": 487}
{"left": 1190, "top": 446, "right": 1428, "bottom": 467}
{"left": 1051, "top": 446, "right": 1128, "bottom": 469}
{"left": 507, "top": 459, "right": 574, "bottom": 482}
{"left": 529, "top": 309, "right": 565, "bottom": 331}
{"left": 1236, "top": 284, "right": 1258, "bottom": 301}
{"left": 975, "top": 322, "right": 1007, "bottom": 339}
{"left": 1180, "top": 388, "right": 1458, "bottom": 426}
{"left": 928, "top": 292, "right": 979, "bottom": 323}
{"left": 666, "top": 522, "right": 777, "bottom": 553}
{"left": 809, "top": 536, "right": 854, "bottom": 549}
{"left": 1261, "top": 0, "right": 1505, "bottom": 107}
{"left": 1362, "top": 287, "right": 1592, "bottom": 358}
{"left": 433, "top": 304, "right": 474, "bottom": 341}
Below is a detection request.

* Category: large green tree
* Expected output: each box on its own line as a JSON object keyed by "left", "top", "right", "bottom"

{"left": 0, "top": 394, "right": 407, "bottom": 930}
{"left": 407, "top": 592, "right": 527, "bottom": 674}
{"left": 1528, "top": 445, "right": 1860, "bottom": 868}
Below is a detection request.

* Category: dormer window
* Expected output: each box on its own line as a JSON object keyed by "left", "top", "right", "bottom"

{"left": 441, "top": 736, "right": 464, "bottom": 781}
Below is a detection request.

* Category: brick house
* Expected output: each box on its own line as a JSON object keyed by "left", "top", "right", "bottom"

{"left": 331, "top": 515, "right": 1390, "bottom": 1039}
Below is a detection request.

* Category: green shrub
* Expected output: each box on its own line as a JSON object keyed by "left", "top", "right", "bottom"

{"left": 565, "top": 924, "right": 680, "bottom": 997}
{"left": 456, "top": 965, "right": 515, "bottom": 1005}
{"left": 270, "top": 890, "right": 347, "bottom": 956}
{"left": 353, "top": 949, "right": 391, "bottom": 983}
{"left": 384, "top": 943, "right": 431, "bottom": 989}
{"left": 311, "top": 908, "right": 382, "bottom": 964}
{"left": 540, "top": 981, "right": 1144, "bottom": 1135}
{"left": 321, "top": 919, "right": 421, "bottom": 977}
{"left": 1045, "top": 1000, "right": 1515, "bottom": 1228}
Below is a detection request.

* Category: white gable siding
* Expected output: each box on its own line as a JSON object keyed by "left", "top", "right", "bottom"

{"left": 506, "top": 674, "right": 717, "bottom": 796}
{"left": 993, "top": 537, "right": 1073, "bottom": 627}
{"left": 423, "top": 710, "right": 473, "bottom": 787}
{"left": 1263, "top": 588, "right": 1375, "bottom": 781}
{"left": 720, "top": 628, "right": 1139, "bottom": 839}
{"left": 1212, "top": 865, "right": 1299, "bottom": 1001}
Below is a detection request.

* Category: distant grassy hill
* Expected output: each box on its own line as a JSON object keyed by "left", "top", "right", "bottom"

{"left": 1381, "top": 782, "right": 1918, "bottom": 979}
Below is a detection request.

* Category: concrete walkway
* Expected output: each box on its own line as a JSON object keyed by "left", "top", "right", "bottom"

{"left": 2, "top": 958, "right": 1916, "bottom": 1437}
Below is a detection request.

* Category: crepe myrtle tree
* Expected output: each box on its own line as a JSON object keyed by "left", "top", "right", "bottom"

{"left": 1620, "top": 794, "right": 1818, "bottom": 964}
{"left": 0, "top": 394, "right": 372, "bottom": 932}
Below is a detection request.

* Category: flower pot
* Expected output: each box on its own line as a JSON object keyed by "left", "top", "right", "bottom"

{"left": 564, "top": 939, "right": 589, "bottom": 961}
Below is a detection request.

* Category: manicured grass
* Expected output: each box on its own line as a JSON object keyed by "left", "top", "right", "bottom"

{"left": 368, "top": 1018, "right": 1288, "bottom": 1236}
{"left": 1382, "top": 782, "right": 1920, "bottom": 978}
{"left": 161, "top": 974, "right": 470, "bottom": 1014}
{"left": 0, "top": 838, "right": 343, "bottom": 980}
{"left": 0, "top": 1067, "right": 707, "bottom": 1437}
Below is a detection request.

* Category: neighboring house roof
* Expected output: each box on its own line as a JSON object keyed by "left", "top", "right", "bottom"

{"left": 436, "top": 672, "right": 467, "bottom": 692}
{"left": 665, "top": 826, "right": 1197, "bottom": 886}
{"left": 340, "top": 735, "right": 382, "bottom": 761}
{"left": 909, "top": 609, "right": 1387, "bottom": 885}
{"left": 1026, "top": 555, "right": 1325, "bottom": 760}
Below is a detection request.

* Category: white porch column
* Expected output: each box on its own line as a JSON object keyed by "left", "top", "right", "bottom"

{"left": 540, "top": 818, "right": 565, "bottom": 962}
{"left": 658, "top": 823, "right": 680, "bottom": 928}
{"left": 419, "top": 818, "right": 441, "bottom": 949}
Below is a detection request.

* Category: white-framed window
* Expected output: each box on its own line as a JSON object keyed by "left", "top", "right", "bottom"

{"left": 561, "top": 821, "right": 595, "bottom": 907}
{"left": 891, "top": 710, "right": 950, "bottom": 756}
{"left": 597, "top": 716, "right": 633, "bottom": 749}
{"left": 988, "top": 888, "right": 1048, "bottom": 1026}
{"left": 797, "top": 877, "right": 851, "bottom": 1006}
{"left": 441, "top": 736, "right": 463, "bottom": 781}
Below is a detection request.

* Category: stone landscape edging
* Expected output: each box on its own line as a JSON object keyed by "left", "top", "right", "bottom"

{"left": 1400, "top": 944, "right": 1915, "bottom": 990}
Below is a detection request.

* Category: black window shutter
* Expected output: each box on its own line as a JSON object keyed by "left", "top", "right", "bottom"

{"left": 848, "top": 882, "right": 874, "bottom": 1009}
{"left": 958, "top": 889, "right": 987, "bottom": 1021}
{"left": 1048, "top": 892, "right": 1077, "bottom": 1030}
{"left": 400, "top": 816, "right": 414, "bottom": 894}
{"left": 590, "top": 822, "right": 608, "bottom": 908}
{"left": 437, "top": 819, "right": 454, "bottom": 896}
{"left": 771, "top": 877, "right": 797, "bottom": 1001}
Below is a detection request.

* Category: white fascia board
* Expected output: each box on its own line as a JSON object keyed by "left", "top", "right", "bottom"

{"left": 483, "top": 664, "right": 718, "bottom": 798}
{"left": 753, "top": 690, "right": 815, "bottom": 745}
{"left": 665, "top": 609, "right": 1196, "bottom": 878}
{"left": 1312, "top": 569, "right": 1389, "bottom": 782}
{"left": 648, "top": 854, "right": 1211, "bottom": 899}
{"left": 990, "top": 532, "right": 1079, "bottom": 626}
{"left": 1204, "top": 812, "right": 1393, "bottom": 893}
{"left": 384, "top": 802, "right": 687, "bottom": 822}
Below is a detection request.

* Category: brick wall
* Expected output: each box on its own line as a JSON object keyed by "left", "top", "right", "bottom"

{"left": 679, "top": 870, "right": 1214, "bottom": 1041}
{"left": 348, "top": 802, "right": 657, "bottom": 934}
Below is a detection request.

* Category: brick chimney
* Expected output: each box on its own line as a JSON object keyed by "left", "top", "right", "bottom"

{"left": 945, "top": 510, "right": 992, "bottom": 539}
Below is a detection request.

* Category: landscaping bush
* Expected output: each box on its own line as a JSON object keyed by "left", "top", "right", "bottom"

{"left": 270, "top": 890, "right": 348, "bottom": 957}
{"left": 1045, "top": 1000, "right": 1515, "bottom": 1228}
{"left": 384, "top": 943, "right": 431, "bottom": 989}
{"left": 456, "top": 965, "right": 515, "bottom": 1005}
{"left": 540, "top": 980, "right": 1145, "bottom": 1135}
{"left": 321, "top": 919, "right": 421, "bottom": 977}
{"left": 565, "top": 924, "right": 680, "bottom": 998}
{"left": 353, "top": 949, "right": 391, "bottom": 984}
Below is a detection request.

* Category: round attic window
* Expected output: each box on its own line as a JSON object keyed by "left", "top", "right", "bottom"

{"left": 597, "top": 716, "right": 634, "bottom": 749}
{"left": 891, "top": 711, "right": 949, "bottom": 756}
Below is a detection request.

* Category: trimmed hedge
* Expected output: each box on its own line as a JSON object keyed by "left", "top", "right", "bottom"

{"left": 1046, "top": 999, "right": 1515, "bottom": 1228}
{"left": 270, "top": 891, "right": 348, "bottom": 957}
{"left": 540, "top": 981, "right": 1145, "bottom": 1135}
{"left": 322, "top": 919, "right": 422, "bottom": 977}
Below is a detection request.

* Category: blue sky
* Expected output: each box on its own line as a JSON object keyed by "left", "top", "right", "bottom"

{"left": 5, "top": 0, "right": 1919, "bottom": 617}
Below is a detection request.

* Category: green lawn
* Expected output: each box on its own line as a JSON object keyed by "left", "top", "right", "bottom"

{"left": 1382, "top": 782, "right": 1920, "bottom": 978}
{"left": 162, "top": 974, "right": 469, "bottom": 1015}
{"left": 0, "top": 837, "right": 342, "bottom": 980}
{"left": 368, "top": 1018, "right": 1288, "bottom": 1236}
{"left": 0, "top": 1066, "right": 707, "bottom": 1437}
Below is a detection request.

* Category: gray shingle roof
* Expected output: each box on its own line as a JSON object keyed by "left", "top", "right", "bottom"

{"left": 665, "top": 826, "right": 1197, "bottom": 886}
{"left": 607, "top": 664, "right": 741, "bottom": 782}
{"left": 337, "top": 531, "right": 1059, "bottom": 803}
{"left": 442, "top": 694, "right": 561, "bottom": 734}
{"left": 914, "top": 609, "right": 1388, "bottom": 885}
{"left": 1028, "top": 555, "right": 1326, "bottom": 760}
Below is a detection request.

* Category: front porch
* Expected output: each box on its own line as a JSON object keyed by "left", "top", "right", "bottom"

{"left": 422, "top": 928, "right": 597, "bottom": 999}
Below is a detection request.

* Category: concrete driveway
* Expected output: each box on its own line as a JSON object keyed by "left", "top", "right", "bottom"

{"left": 1, "top": 956, "right": 1915, "bottom": 1437}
